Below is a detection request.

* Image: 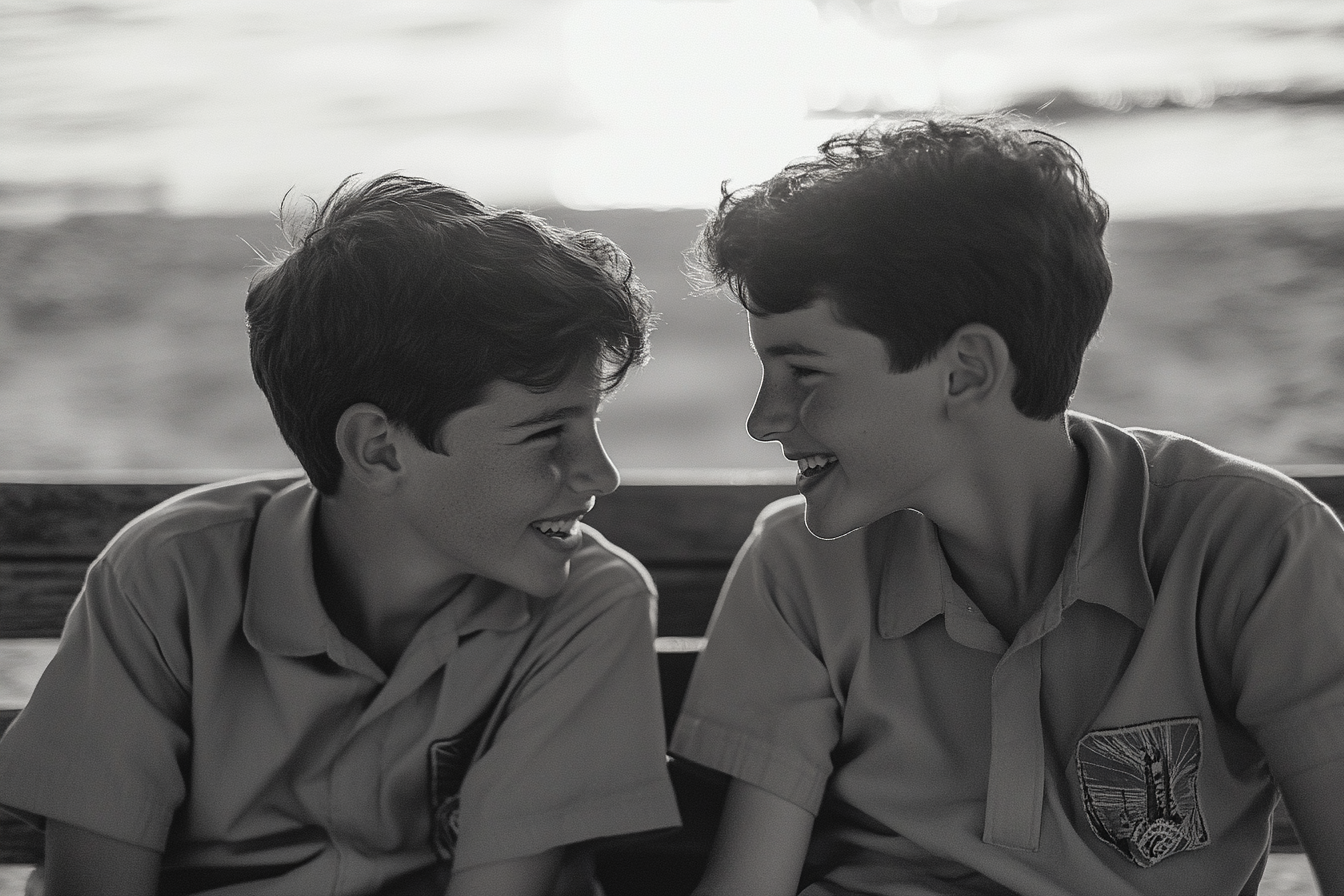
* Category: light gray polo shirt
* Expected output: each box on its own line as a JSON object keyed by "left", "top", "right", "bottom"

{"left": 0, "top": 473, "right": 679, "bottom": 895}
{"left": 673, "top": 414, "right": 1344, "bottom": 896}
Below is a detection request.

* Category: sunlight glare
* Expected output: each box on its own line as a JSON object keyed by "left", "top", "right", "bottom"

{"left": 554, "top": 0, "right": 821, "bottom": 208}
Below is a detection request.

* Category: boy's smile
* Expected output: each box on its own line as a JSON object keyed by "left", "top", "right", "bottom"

{"left": 390, "top": 364, "right": 620, "bottom": 598}
{"left": 747, "top": 297, "right": 950, "bottom": 539}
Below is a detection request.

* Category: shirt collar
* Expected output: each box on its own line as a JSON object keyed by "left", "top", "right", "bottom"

{"left": 875, "top": 412, "right": 1155, "bottom": 638}
{"left": 1065, "top": 411, "right": 1155, "bottom": 629}
{"left": 874, "top": 510, "right": 949, "bottom": 639}
{"left": 243, "top": 479, "right": 330, "bottom": 657}
{"left": 243, "top": 479, "right": 534, "bottom": 662}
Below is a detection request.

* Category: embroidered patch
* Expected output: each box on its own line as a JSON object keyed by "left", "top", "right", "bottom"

{"left": 1076, "top": 717, "right": 1208, "bottom": 868}
{"left": 428, "top": 714, "right": 489, "bottom": 862}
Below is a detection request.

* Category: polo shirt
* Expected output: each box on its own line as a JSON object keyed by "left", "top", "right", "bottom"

{"left": 672, "top": 413, "right": 1344, "bottom": 896}
{"left": 0, "top": 472, "right": 680, "bottom": 896}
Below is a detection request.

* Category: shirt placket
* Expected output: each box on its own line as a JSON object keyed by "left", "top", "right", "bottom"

{"left": 983, "top": 635, "right": 1045, "bottom": 850}
{"left": 979, "top": 542, "right": 1077, "bottom": 852}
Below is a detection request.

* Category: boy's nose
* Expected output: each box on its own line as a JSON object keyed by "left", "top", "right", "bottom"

{"left": 746, "top": 378, "right": 791, "bottom": 444}
{"left": 573, "top": 437, "right": 621, "bottom": 497}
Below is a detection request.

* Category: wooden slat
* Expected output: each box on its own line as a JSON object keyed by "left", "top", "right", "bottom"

{"left": 0, "top": 561, "right": 87, "bottom": 639}
{"left": 1291, "top": 472, "right": 1344, "bottom": 514}
{"left": 0, "top": 479, "right": 798, "bottom": 564}
{"left": 3, "top": 473, "right": 1340, "bottom": 564}
{"left": 0, "top": 816, "right": 40, "bottom": 866}
{"left": 652, "top": 567, "right": 726, "bottom": 638}
{"left": 0, "top": 482, "right": 199, "bottom": 560}
{"left": 585, "top": 483, "right": 797, "bottom": 564}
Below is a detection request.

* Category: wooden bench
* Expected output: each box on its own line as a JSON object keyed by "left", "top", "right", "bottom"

{"left": 1, "top": 469, "right": 1335, "bottom": 894}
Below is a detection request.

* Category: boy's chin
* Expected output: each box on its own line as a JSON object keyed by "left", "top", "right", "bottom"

{"left": 801, "top": 502, "right": 868, "bottom": 541}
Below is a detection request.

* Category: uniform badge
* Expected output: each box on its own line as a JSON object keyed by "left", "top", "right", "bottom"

{"left": 428, "top": 714, "right": 489, "bottom": 862}
{"left": 1076, "top": 717, "right": 1208, "bottom": 868}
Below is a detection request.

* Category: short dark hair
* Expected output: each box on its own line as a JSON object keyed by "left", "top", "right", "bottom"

{"left": 246, "top": 174, "right": 652, "bottom": 494}
{"left": 697, "top": 114, "right": 1111, "bottom": 419}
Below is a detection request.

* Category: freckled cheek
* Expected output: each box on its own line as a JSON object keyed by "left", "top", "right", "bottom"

{"left": 797, "top": 392, "right": 838, "bottom": 441}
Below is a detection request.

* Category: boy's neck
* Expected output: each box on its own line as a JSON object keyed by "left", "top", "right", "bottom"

{"left": 312, "top": 494, "right": 469, "bottom": 674}
{"left": 933, "top": 414, "right": 1087, "bottom": 642}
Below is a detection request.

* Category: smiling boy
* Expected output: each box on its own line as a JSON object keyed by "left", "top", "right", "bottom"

{"left": 0, "top": 175, "right": 680, "bottom": 895}
{"left": 671, "top": 117, "right": 1344, "bottom": 895}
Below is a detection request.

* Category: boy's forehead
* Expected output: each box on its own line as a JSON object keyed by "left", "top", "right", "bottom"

{"left": 472, "top": 372, "right": 604, "bottom": 422}
{"left": 748, "top": 298, "right": 865, "bottom": 355}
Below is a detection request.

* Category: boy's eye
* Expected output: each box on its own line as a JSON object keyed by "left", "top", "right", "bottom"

{"left": 526, "top": 425, "right": 564, "bottom": 442}
{"left": 790, "top": 365, "right": 821, "bottom": 380}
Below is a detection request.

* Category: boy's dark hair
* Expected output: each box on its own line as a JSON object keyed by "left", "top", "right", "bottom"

{"left": 246, "top": 174, "right": 652, "bottom": 494}
{"left": 697, "top": 114, "right": 1111, "bottom": 419}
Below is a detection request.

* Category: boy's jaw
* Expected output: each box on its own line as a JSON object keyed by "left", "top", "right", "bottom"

{"left": 790, "top": 452, "right": 853, "bottom": 538}
{"left": 785, "top": 450, "right": 872, "bottom": 539}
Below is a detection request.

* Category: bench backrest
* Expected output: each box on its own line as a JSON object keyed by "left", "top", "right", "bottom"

{"left": 4, "top": 470, "right": 1341, "bottom": 866}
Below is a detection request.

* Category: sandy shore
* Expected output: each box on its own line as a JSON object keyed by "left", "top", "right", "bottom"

{"left": 0, "top": 206, "right": 1342, "bottom": 473}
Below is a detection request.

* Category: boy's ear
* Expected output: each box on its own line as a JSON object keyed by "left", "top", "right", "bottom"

{"left": 334, "top": 402, "right": 403, "bottom": 493}
{"left": 943, "top": 323, "right": 1012, "bottom": 412}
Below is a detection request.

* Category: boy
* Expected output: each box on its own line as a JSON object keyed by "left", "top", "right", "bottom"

{"left": 0, "top": 175, "right": 680, "bottom": 895}
{"left": 671, "top": 116, "right": 1344, "bottom": 895}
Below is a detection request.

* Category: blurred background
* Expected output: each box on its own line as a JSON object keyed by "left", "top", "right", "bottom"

{"left": 2, "top": 0, "right": 1343, "bottom": 475}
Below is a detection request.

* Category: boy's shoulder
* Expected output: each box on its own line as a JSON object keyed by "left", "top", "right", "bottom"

{"left": 572, "top": 522, "right": 655, "bottom": 584}
{"left": 515, "top": 522, "right": 660, "bottom": 643}
{"left": 1073, "top": 414, "right": 1338, "bottom": 571}
{"left": 1117, "top": 420, "right": 1322, "bottom": 517}
{"left": 98, "top": 470, "right": 308, "bottom": 575}
{"left": 753, "top": 494, "right": 812, "bottom": 545}
{"left": 555, "top": 522, "right": 658, "bottom": 610}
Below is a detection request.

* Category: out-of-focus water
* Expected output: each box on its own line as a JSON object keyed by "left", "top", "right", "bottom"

{"left": 3, "top": 0, "right": 1344, "bottom": 221}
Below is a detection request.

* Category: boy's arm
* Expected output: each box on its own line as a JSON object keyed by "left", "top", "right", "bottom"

{"left": 43, "top": 819, "right": 162, "bottom": 896}
{"left": 1276, "top": 758, "right": 1344, "bottom": 893}
{"left": 444, "top": 846, "right": 565, "bottom": 896}
{"left": 692, "top": 779, "right": 815, "bottom": 896}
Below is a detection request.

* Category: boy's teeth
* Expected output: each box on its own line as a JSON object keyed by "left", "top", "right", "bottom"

{"left": 797, "top": 454, "right": 837, "bottom": 476}
{"left": 532, "top": 516, "right": 579, "bottom": 537}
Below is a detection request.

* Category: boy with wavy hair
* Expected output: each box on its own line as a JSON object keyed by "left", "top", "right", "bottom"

{"left": 0, "top": 174, "right": 679, "bottom": 895}
{"left": 673, "top": 116, "right": 1344, "bottom": 895}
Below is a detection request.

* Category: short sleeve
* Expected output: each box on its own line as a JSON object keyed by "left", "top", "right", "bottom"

{"left": 671, "top": 520, "right": 841, "bottom": 815}
{"left": 1219, "top": 501, "right": 1344, "bottom": 782}
{"left": 451, "top": 559, "right": 680, "bottom": 871}
{"left": 0, "top": 555, "right": 190, "bottom": 848}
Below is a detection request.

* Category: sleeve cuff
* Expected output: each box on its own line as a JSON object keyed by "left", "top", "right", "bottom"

{"left": 0, "top": 754, "right": 177, "bottom": 849}
{"left": 453, "top": 775, "right": 681, "bottom": 872}
{"left": 1256, "top": 695, "right": 1344, "bottom": 782}
{"left": 671, "top": 714, "right": 828, "bottom": 815}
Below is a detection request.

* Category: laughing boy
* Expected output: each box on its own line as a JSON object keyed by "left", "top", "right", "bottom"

{"left": 672, "top": 116, "right": 1344, "bottom": 894}
{"left": 0, "top": 175, "right": 679, "bottom": 895}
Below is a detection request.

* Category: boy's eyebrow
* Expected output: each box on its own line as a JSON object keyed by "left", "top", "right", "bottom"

{"left": 760, "top": 342, "right": 827, "bottom": 359}
{"left": 508, "top": 405, "right": 587, "bottom": 429}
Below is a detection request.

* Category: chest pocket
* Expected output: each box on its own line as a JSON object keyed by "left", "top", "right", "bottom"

{"left": 1076, "top": 717, "right": 1209, "bottom": 867}
{"left": 428, "top": 712, "right": 491, "bottom": 863}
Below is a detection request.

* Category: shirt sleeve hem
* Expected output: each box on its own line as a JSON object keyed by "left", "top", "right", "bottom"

{"left": 1256, "top": 695, "right": 1344, "bottom": 781}
{"left": 670, "top": 714, "right": 828, "bottom": 815}
{"left": 0, "top": 757, "right": 176, "bottom": 849}
{"left": 452, "top": 776, "right": 682, "bottom": 872}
